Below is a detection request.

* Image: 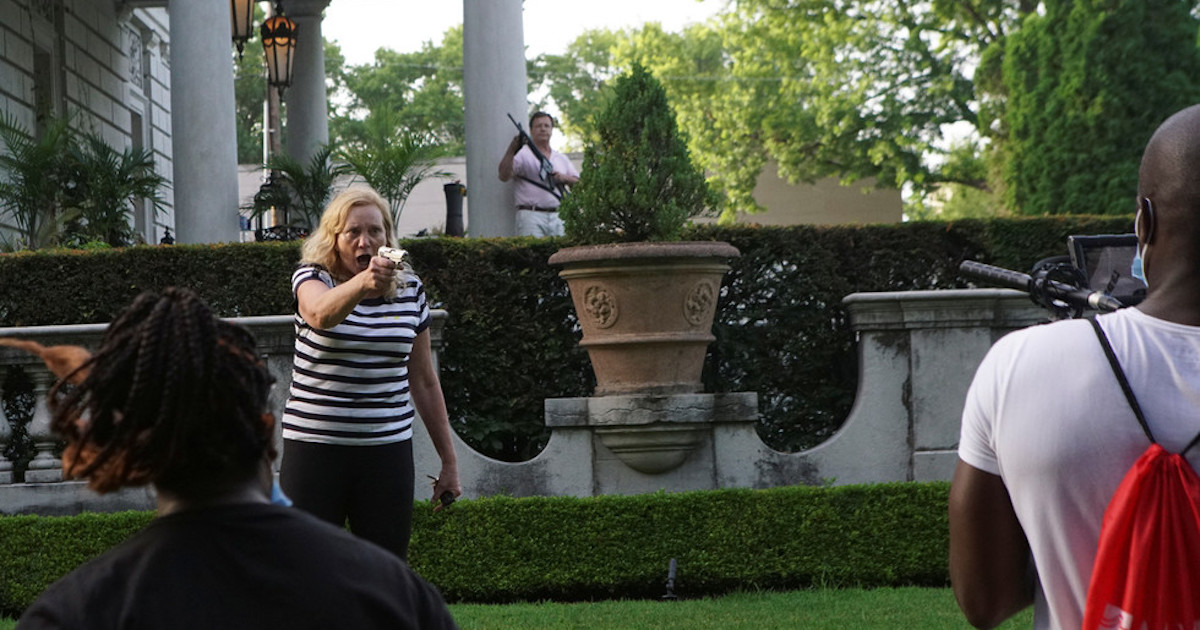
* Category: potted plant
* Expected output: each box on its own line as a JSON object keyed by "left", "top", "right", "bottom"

{"left": 551, "top": 63, "right": 739, "bottom": 399}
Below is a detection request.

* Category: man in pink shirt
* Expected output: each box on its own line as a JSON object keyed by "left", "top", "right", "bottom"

{"left": 498, "top": 111, "right": 580, "bottom": 236}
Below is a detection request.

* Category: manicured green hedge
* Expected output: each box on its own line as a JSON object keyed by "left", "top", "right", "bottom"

{"left": 0, "top": 218, "right": 1133, "bottom": 459}
{"left": 0, "top": 511, "right": 152, "bottom": 618}
{"left": 0, "top": 483, "right": 951, "bottom": 615}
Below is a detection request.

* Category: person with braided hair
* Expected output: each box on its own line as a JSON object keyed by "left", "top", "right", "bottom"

{"left": 280, "top": 186, "right": 462, "bottom": 561}
{"left": 16, "top": 288, "right": 458, "bottom": 630}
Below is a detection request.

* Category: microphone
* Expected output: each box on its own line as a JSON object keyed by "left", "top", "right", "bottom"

{"left": 959, "top": 261, "right": 1125, "bottom": 313}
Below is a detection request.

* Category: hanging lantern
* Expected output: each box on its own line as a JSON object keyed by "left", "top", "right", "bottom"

{"left": 230, "top": 0, "right": 255, "bottom": 60}
{"left": 261, "top": 9, "right": 297, "bottom": 98}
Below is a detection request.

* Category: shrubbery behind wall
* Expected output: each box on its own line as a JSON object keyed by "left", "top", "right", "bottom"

{"left": 0, "top": 217, "right": 1133, "bottom": 460}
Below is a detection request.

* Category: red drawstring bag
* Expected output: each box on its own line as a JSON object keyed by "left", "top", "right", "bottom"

{"left": 1082, "top": 444, "right": 1200, "bottom": 630}
{"left": 1082, "top": 319, "right": 1200, "bottom": 630}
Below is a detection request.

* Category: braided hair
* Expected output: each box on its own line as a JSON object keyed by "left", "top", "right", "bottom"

{"left": 50, "top": 288, "right": 275, "bottom": 497}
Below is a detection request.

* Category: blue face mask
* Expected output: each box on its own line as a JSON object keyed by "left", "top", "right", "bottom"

{"left": 1131, "top": 206, "right": 1148, "bottom": 287}
{"left": 270, "top": 478, "right": 293, "bottom": 507}
{"left": 1131, "top": 247, "right": 1146, "bottom": 286}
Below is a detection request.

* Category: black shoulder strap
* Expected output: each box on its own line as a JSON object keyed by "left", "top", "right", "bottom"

{"left": 1089, "top": 317, "right": 1158, "bottom": 445}
{"left": 517, "top": 174, "right": 563, "bottom": 200}
{"left": 1090, "top": 317, "right": 1200, "bottom": 454}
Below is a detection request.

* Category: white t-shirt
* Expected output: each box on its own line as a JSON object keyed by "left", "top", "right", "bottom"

{"left": 960, "top": 307, "right": 1200, "bottom": 630}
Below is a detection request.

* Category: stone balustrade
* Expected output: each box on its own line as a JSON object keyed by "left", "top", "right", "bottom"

{"left": 0, "top": 289, "right": 1049, "bottom": 515}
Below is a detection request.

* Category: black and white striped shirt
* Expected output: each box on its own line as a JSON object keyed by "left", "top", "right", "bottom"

{"left": 282, "top": 265, "right": 430, "bottom": 446}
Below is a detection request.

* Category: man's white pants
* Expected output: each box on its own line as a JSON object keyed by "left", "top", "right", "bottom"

{"left": 516, "top": 209, "right": 565, "bottom": 237}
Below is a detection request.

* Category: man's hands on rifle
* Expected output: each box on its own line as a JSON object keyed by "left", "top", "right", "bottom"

{"left": 507, "top": 134, "right": 526, "bottom": 156}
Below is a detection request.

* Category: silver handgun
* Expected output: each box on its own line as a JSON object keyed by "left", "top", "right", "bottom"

{"left": 377, "top": 246, "right": 408, "bottom": 266}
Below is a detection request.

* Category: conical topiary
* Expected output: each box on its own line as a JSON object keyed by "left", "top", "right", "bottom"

{"left": 558, "top": 62, "right": 718, "bottom": 244}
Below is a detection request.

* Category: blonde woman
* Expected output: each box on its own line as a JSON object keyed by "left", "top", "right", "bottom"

{"left": 280, "top": 186, "right": 461, "bottom": 560}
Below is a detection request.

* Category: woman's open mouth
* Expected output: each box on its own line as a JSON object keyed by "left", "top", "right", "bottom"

{"left": 356, "top": 254, "right": 371, "bottom": 268}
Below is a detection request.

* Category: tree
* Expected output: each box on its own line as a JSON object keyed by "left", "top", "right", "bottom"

{"left": 708, "top": 1, "right": 1011, "bottom": 212}
{"left": 235, "top": 8, "right": 347, "bottom": 165}
{"left": 0, "top": 114, "right": 167, "bottom": 249}
{"left": 529, "top": 28, "right": 627, "bottom": 146}
{"left": 533, "top": 9, "right": 1000, "bottom": 220}
{"left": 330, "top": 26, "right": 465, "bottom": 154}
{"left": 904, "top": 138, "right": 1001, "bottom": 220}
{"left": 998, "top": 0, "right": 1200, "bottom": 215}
{"left": 613, "top": 23, "right": 753, "bottom": 218}
{"left": 533, "top": 23, "right": 750, "bottom": 217}
{"left": 559, "top": 63, "right": 718, "bottom": 244}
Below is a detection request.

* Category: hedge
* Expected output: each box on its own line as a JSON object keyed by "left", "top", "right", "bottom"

{"left": 0, "top": 218, "right": 1134, "bottom": 460}
{"left": 0, "top": 483, "right": 950, "bottom": 616}
{"left": 0, "top": 511, "right": 151, "bottom": 618}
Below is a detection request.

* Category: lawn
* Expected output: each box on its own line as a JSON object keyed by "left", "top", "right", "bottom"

{"left": 1, "top": 587, "right": 1033, "bottom": 629}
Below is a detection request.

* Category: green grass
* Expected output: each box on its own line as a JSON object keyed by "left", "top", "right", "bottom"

{"left": 0, "top": 588, "right": 1036, "bottom": 629}
{"left": 448, "top": 588, "right": 1034, "bottom": 629}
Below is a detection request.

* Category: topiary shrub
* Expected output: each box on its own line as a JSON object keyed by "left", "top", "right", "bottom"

{"left": 558, "top": 62, "right": 719, "bottom": 244}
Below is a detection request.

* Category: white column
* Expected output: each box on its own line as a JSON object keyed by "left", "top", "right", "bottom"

{"left": 284, "top": 0, "right": 331, "bottom": 165}
{"left": 463, "top": 0, "right": 527, "bottom": 237}
{"left": 167, "top": 0, "right": 241, "bottom": 244}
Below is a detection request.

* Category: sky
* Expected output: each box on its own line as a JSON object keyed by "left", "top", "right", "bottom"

{"left": 322, "top": 0, "right": 726, "bottom": 66}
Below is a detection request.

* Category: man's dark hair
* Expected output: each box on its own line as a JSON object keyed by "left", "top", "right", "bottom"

{"left": 50, "top": 287, "right": 275, "bottom": 498}
{"left": 530, "top": 111, "right": 556, "bottom": 128}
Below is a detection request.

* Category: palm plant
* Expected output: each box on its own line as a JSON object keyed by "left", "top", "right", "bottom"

{"left": 62, "top": 131, "right": 168, "bottom": 247}
{"left": 337, "top": 111, "right": 450, "bottom": 225}
{"left": 0, "top": 114, "right": 76, "bottom": 250}
{"left": 252, "top": 143, "right": 350, "bottom": 233}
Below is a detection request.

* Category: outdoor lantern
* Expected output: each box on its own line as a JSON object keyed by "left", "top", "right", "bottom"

{"left": 261, "top": 9, "right": 297, "bottom": 98}
{"left": 230, "top": 0, "right": 255, "bottom": 59}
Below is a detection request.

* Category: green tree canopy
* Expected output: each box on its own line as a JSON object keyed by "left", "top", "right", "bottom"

{"left": 533, "top": 5, "right": 1024, "bottom": 220}
{"left": 235, "top": 2, "right": 1200, "bottom": 219}
{"left": 330, "top": 26, "right": 465, "bottom": 154}
{"left": 337, "top": 110, "right": 450, "bottom": 225}
{"left": 529, "top": 28, "right": 627, "bottom": 146}
{"left": 998, "top": 0, "right": 1200, "bottom": 216}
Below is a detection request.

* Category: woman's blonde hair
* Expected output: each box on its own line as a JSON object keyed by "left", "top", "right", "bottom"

{"left": 301, "top": 186, "right": 395, "bottom": 277}
{"left": 300, "top": 187, "right": 416, "bottom": 299}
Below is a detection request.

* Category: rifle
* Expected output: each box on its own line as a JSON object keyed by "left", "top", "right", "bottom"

{"left": 506, "top": 113, "right": 567, "bottom": 199}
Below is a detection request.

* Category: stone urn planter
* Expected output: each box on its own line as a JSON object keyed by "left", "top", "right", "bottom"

{"left": 549, "top": 241, "right": 740, "bottom": 396}
{"left": 548, "top": 65, "right": 742, "bottom": 474}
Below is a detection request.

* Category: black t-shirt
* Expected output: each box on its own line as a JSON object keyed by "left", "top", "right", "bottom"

{"left": 17, "top": 503, "right": 458, "bottom": 630}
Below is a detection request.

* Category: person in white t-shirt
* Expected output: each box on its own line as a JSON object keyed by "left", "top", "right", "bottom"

{"left": 950, "top": 103, "right": 1200, "bottom": 630}
{"left": 497, "top": 111, "right": 580, "bottom": 237}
